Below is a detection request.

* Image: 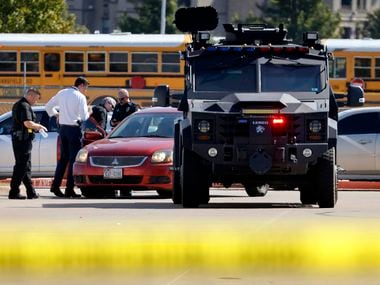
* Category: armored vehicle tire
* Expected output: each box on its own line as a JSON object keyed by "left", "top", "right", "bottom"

{"left": 299, "top": 169, "right": 318, "bottom": 204}
{"left": 172, "top": 124, "right": 182, "bottom": 204}
{"left": 317, "top": 148, "right": 337, "bottom": 208}
{"left": 244, "top": 183, "right": 269, "bottom": 197}
{"left": 172, "top": 170, "right": 182, "bottom": 204}
{"left": 299, "top": 185, "right": 318, "bottom": 205}
{"left": 180, "top": 147, "right": 210, "bottom": 208}
{"left": 157, "top": 190, "right": 172, "bottom": 198}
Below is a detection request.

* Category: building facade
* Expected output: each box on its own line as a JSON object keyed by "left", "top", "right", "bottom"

{"left": 67, "top": 0, "right": 380, "bottom": 38}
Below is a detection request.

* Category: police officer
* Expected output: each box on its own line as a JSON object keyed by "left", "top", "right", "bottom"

{"left": 110, "top": 89, "right": 138, "bottom": 128}
{"left": 9, "top": 88, "right": 47, "bottom": 199}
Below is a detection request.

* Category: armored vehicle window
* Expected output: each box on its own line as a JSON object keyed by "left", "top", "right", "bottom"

{"left": 261, "top": 63, "right": 321, "bottom": 92}
{"left": 194, "top": 56, "right": 257, "bottom": 92}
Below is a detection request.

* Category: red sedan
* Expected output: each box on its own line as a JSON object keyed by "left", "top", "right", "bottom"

{"left": 73, "top": 107, "right": 181, "bottom": 198}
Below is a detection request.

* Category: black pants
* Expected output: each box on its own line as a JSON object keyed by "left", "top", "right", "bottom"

{"left": 10, "top": 138, "right": 36, "bottom": 196}
{"left": 52, "top": 125, "right": 82, "bottom": 192}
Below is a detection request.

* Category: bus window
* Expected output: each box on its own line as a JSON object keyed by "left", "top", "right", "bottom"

{"left": 354, "top": 57, "right": 371, "bottom": 79}
{"left": 88, "top": 52, "right": 105, "bottom": 72}
{"left": 162, "top": 52, "right": 180, "bottom": 73}
{"left": 44, "top": 53, "right": 60, "bottom": 72}
{"left": 65, "top": 52, "right": 84, "bottom": 72}
{"left": 0, "top": 51, "right": 17, "bottom": 72}
{"left": 375, "top": 58, "right": 380, "bottom": 78}
{"left": 110, "top": 52, "right": 128, "bottom": 72}
{"left": 132, "top": 53, "right": 158, "bottom": 72}
{"left": 329, "top": 57, "right": 346, "bottom": 78}
{"left": 21, "top": 52, "right": 39, "bottom": 72}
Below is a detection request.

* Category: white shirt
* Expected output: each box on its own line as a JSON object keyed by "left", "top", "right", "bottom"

{"left": 45, "top": 87, "right": 90, "bottom": 125}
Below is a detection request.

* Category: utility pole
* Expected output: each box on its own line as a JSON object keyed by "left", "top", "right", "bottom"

{"left": 160, "top": 0, "right": 166, "bottom": 34}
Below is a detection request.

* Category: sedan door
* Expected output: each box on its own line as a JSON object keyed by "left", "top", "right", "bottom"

{"left": 338, "top": 111, "right": 380, "bottom": 175}
{"left": 0, "top": 110, "right": 58, "bottom": 178}
{"left": 0, "top": 115, "right": 14, "bottom": 177}
{"left": 34, "top": 111, "right": 58, "bottom": 176}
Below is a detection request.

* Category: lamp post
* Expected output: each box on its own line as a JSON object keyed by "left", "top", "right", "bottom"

{"left": 160, "top": 0, "right": 166, "bottom": 34}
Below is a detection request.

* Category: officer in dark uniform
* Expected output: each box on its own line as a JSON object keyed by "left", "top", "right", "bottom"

{"left": 110, "top": 89, "right": 138, "bottom": 128}
{"left": 9, "top": 88, "right": 47, "bottom": 199}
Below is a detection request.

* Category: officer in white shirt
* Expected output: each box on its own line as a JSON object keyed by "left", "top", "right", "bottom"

{"left": 46, "top": 77, "right": 90, "bottom": 198}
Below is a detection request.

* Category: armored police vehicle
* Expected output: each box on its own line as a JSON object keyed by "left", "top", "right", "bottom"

{"left": 157, "top": 7, "right": 361, "bottom": 208}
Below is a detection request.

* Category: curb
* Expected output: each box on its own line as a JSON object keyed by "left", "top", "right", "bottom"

{"left": 0, "top": 178, "right": 66, "bottom": 189}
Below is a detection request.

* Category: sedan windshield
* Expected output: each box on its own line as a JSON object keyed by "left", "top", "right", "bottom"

{"left": 109, "top": 113, "right": 181, "bottom": 138}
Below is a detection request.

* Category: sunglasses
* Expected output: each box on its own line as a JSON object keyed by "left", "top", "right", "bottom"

{"left": 119, "top": 97, "right": 129, "bottom": 101}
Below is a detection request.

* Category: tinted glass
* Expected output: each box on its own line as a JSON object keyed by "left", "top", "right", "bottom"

{"left": 262, "top": 63, "right": 321, "bottom": 92}
{"left": 20, "top": 52, "right": 39, "bottom": 72}
{"left": 44, "top": 53, "right": 60, "bottom": 72}
{"left": 194, "top": 55, "right": 257, "bottom": 92}
{"left": 0, "top": 52, "right": 17, "bottom": 71}
{"left": 354, "top": 57, "right": 371, "bottom": 79}
{"left": 65, "top": 52, "right": 84, "bottom": 72}
{"left": 338, "top": 112, "right": 380, "bottom": 135}
{"left": 131, "top": 53, "right": 158, "bottom": 72}
{"left": 162, "top": 52, "right": 180, "bottom": 73}
{"left": 110, "top": 112, "right": 181, "bottom": 138}
{"left": 110, "top": 52, "right": 128, "bottom": 72}
{"left": 0, "top": 117, "right": 12, "bottom": 135}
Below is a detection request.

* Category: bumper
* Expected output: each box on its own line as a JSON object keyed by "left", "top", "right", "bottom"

{"left": 193, "top": 143, "right": 328, "bottom": 175}
{"left": 73, "top": 161, "right": 173, "bottom": 191}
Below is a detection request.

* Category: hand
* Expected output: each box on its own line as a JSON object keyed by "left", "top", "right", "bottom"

{"left": 39, "top": 125, "right": 48, "bottom": 132}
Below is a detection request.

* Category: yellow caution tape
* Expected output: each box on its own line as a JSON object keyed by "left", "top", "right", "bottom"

{"left": 0, "top": 221, "right": 379, "bottom": 276}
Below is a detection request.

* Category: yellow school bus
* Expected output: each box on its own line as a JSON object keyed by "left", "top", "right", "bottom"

{"left": 325, "top": 38, "right": 380, "bottom": 106}
{"left": 0, "top": 33, "right": 191, "bottom": 114}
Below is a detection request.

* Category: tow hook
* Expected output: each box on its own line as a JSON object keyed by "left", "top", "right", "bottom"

{"left": 290, "top": 154, "right": 298, "bottom": 163}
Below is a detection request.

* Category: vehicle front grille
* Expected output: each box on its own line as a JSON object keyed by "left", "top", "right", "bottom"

{"left": 215, "top": 114, "right": 305, "bottom": 144}
{"left": 88, "top": 175, "right": 143, "bottom": 184}
{"left": 90, "top": 156, "right": 147, "bottom": 167}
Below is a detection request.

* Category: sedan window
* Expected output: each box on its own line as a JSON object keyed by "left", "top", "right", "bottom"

{"left": 110, "top": 113, "right": 180, "bottom": 138}
{"left": 338, "top": 112, "right": 380, "bottom": 135}
{"left": 0, "top": 117, "right": 12, "bottom": 135}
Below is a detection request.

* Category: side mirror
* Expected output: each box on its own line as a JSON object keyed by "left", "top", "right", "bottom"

{"left": 83, "top": 131, "right": 104, "bottom": 146}
{"left": 152, "top": 85, "right": 170, "bottom": 107}
{"left": 170, "top": 93, "right": 183, "bottom": 108}
{"left": 347, "top": 85, "right": 365, "bottom": 107}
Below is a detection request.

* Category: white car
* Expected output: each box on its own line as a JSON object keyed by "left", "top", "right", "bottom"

{"left": 0, "top": 106, "right": 59, "bottom": 178}
{"left": 338, "top": 107, "right": 380, "bottom": 180}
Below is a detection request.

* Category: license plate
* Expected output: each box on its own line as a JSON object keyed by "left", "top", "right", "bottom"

{"left": 103, "top": 168, "right": 123, "bottom": 179}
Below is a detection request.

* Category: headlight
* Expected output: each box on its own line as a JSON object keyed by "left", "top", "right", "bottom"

{"left": 151, "top": 150, "right": 173, "bottom": 163}
{"left": 198, "top": 120, "right": 210, "bottom": 133}
{"left": 309, "top": 120, "right": 322, "bottom": 133}
{"left": 75, "top": 148, "right": 88, "bottom": 163}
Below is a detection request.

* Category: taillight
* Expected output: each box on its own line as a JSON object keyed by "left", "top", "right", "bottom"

{"left": 271, "top": 116, "right": 287, "bottom": 137}
{"left": 271, "top": 116, "right": 286, "bottom": 126}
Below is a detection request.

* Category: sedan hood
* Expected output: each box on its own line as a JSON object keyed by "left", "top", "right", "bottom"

{"left": 85, "top": 137, "right": 173, "bottom": 156}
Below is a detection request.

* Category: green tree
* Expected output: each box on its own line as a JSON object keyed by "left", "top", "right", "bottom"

{"left": 0, "top": 0, "right": 87, "bottom": 33}
{"left": 363, "top": 9, "right": 380, "bottom": 38}
{"left": 119, "top": 0, "right": 178, "bottom": 34}
{"left": 233, "top": 0, "right": 341, "bottom": 42}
